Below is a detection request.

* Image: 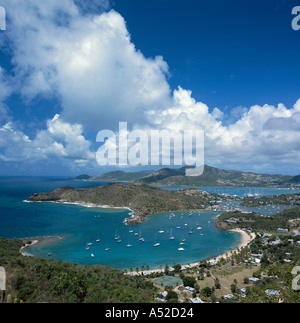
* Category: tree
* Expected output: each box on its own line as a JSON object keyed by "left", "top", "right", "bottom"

{"left": 173, "top": 264, "right": 182, "bottom": 273}
{"left": 183, "top": 276, "right": 196, "bottom": 287}
{"left": 54, "top": 272, "right": 71, "bottom": 303}
{"left": 166, "top": 290, "right": 178, "bottom": 303}
{"left": 214, "top": 278, "right": 221, "bottom": 289}
{"left": 164, "top": 264, "right": 169, "bottom": 275}
{"left": 231, "top": 284, "right": 237, "bottom": 294}
{"left": 201, "top": 287, "right": 212, "bottom": 298}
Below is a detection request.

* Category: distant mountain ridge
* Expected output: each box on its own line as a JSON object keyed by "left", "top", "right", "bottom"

{"left": 75, "top": 165, "right": 298, "bottom": 188}
{"left": 75, "top": 170, "right": 153, "bottom": 182}
{"left": 135, "top": 165, "right": 294, "bottom": 187}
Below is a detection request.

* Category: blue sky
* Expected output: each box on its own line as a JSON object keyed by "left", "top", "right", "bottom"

{"left": 0, "top": 0, "right": 300, "bottom": 176}
{"left": 114, "top": 0, "right": 300, "bottom": 109}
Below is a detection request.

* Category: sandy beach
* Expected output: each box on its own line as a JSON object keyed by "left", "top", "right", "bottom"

{"left": 210, "top": 229, "right": 255, "bottom": 263}
{"left": 20, "top": 236, "right": 67, "bottom": 257}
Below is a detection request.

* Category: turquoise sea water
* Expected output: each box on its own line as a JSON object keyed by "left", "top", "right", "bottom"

{"left": 0, "top": 177, "right": 299, "bottom": 270}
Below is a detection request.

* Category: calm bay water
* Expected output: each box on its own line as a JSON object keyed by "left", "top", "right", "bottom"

{"left": 0, "top": 177, "right": 298, "bottom": 270}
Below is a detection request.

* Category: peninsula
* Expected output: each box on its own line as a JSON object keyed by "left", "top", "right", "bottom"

{"left": 28, "top": 182, "right": 220, "bottom": 224}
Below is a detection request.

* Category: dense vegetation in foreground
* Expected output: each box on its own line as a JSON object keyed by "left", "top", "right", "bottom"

{"left": 0, "top": 238, "right": 156, "bottom": 303}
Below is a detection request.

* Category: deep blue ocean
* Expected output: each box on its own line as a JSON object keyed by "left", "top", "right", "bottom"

{"left": 0, "top": 177, "right": 298, "bottom": 270}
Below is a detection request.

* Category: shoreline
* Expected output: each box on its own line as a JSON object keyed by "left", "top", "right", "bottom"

{"left": 19, "top": 229, "right": 254, "bottom": 274}
{"left": 24, "top": 199, "right": 213, "bottom": 225}
{"left": 20, "top": 235, "right": 67, "bottom": 257}
{"left": 127, "top": 228, "right": 255, "bottom": 275}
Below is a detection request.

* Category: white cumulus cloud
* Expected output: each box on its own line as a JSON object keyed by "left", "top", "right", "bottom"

{"left": 2, "top": 0, "right": 171, "bottom": 130}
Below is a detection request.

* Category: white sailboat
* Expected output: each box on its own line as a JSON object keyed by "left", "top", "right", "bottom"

{"left": 115, "top": 230, "right": 120, "bottom": 240}
{"left": 169, "top": 229, "right": 175, "bottom": 240}
{"left": 153, "top": 234, "right": 160, "bottom": 247}
{"left": 139, "top": 230, "right": 145, "bottom": 242}
{"left": 126, "top": 239, "right": 133, "bottom": 247}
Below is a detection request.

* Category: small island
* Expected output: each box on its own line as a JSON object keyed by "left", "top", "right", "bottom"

{"left": 28, "top": 182, "right": 223, "bottom": 224}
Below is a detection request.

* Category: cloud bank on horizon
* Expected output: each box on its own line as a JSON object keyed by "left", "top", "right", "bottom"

{"left": 0, "top": 0, "right": 300, "bottom": 175}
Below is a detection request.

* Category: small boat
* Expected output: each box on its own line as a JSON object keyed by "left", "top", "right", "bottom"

{"left": 105, "top": 248, "right": 110, "bottom": 251}
{"left": 189, "top": 230, "right": 194, "bottom": 234}
{"left": 180, "top": 242, "right": 185, "bottom": 245}
{"left": 115, "top": 230, "right": 120, "bottom": 240}
{"left": 169, "top": 229, "right": 175, "bottom": 240}
{"left": 91, "top": 253, "right": 95, "bottom": 258}
{"left": 154, "top": 243, "right": 160, "bottom": 247}
{"left": 96, "top": 239, "right": 101, "bottom": 243}
{"left": 87, "top": 242, "right": 93, "bottom": 246}
{"left": 158, "top": 230, "right": 164, "bottom": 234}
{"left": 139, "top": 230, "right": 145, "bottom": 242}
{"left": 117, "top": 240, "right": 122, "bottom": 243}
{"left": 48, "top": 253, "right": 52, "bottom": 257}
{"left": 178, "top": 248, "right": 184, "bottom": 251}
{"left": 196, "top": 227, "right": 202, "bottom": 230}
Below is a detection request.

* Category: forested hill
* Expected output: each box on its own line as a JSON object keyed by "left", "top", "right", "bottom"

{"left": 28, "top": 182, "right": 217, "bottom": 224}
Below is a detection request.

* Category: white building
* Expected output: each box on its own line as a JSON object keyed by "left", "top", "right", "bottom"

{"left": 190, "top": 297, "right": 204, "bottom": 303}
